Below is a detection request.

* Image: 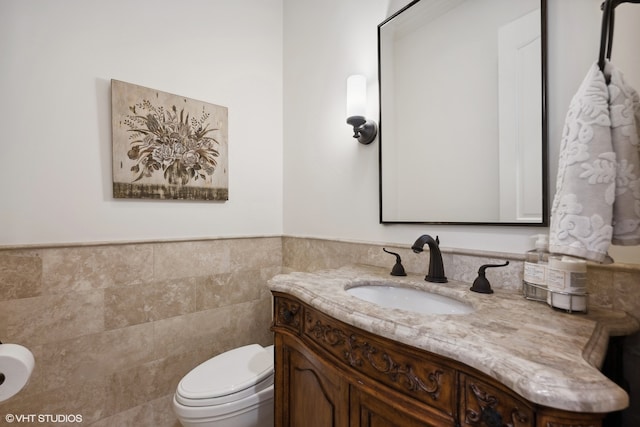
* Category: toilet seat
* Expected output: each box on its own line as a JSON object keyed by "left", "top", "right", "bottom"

{"left": 175, "top": 344, "right": 274, "bottom": 407}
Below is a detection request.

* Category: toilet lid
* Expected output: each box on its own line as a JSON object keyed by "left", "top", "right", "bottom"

{"left": 177, "top": 344, "right": 274, "bottom": 401}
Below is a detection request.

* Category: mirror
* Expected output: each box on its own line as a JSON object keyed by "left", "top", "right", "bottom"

{"left": 379, "top": 0, "right": 548, "bottom": 225}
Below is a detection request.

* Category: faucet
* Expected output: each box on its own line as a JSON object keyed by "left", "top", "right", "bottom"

{"left": 411, "top": 235, "right": 447, "bottom": 283}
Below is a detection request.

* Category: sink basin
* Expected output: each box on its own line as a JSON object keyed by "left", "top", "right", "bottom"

{"left": 346, "top": 284, "right": 474, "bottom": 315}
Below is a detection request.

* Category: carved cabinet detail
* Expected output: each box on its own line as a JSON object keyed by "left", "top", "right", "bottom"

{"left": 303, "top": 303, "right": 456, "bottom": 416}
{"left": 459, "top": 373, "right": 533, "bottom": 427}
{"left": 271, "top": 293, "right": 606, "bottom": 427}
{"left": 274, "top": 298, "right": 301, "bottom": 333}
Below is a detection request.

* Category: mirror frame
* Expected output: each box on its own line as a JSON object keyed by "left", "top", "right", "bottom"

{"left": 378, "top": 0, "right": 548, "bottom": 226}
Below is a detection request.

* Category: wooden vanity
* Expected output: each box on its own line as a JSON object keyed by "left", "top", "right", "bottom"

{"left": 269, "top": 266, "right": 639, "bottom": 427}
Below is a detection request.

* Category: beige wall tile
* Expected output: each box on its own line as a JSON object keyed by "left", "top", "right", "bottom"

{"left": 153, "top": 240, "right": 231, "bottom": 280}
{"left": 152, "top": 304, "right": 236, "bottom": 360}
{"left": 587, "top": 267, "right": 615, "bottom": 309}
{"left": 105, "top": 359, "right": 168, "bottom": 416}
{"left": 105, "top": 278, "right": 197, "bottom": 329}
{"left": 282, "top": 237, "right": 333, "bottom": 271}
{"left": 214, "top": 297, "right": 273, "bottom": 350}
{"left": 105, "top": 346, "right": 212, "bottom": 415}
{"left": 229, "top": 236, "right": 282, "bottom": 271}
{"left": 89, "top": 395, "right": 180, "bottom": 427}
{"left": 196, "top": 269, "right": 267, "bottom": 311}
{"left": 0, "top": 253, "right": 42, "bottom": 301}
{"left": 0, "top": 377, "right": 109, "bottom": 425}
{"left": 0, "top": 290, "right": 104, "bottom": 347}
{"left": 31, "top": 323, "right": 155, "bottom": 396}
{"left": 613, "top": 270, "right": 640, "bottom": 321}
{"left": 41, "top": 244, "right": 153, "bottom": 293}
{"left": 259, "top": 266, "right": 281, "bottom": 298}
{"left": 153, "top": 298, "right": 272, "bottom": 360}
{"left": 242, "top": 296, "right": 274, "bottom": 347}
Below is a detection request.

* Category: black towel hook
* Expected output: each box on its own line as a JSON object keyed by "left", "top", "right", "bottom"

{"left": 598, "top": 0, "right": 640, "bottom": 72}
{"left": 598, "top": 0, "right": 613, "bottom": 71}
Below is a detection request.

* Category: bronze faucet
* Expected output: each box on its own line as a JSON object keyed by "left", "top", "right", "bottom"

{"left": 411, "top": 235, "right": 447, "bottom": 283}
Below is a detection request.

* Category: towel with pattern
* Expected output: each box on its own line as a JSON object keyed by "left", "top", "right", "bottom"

{"left": 549, "top": 62, "right": 640, "bottom": 262}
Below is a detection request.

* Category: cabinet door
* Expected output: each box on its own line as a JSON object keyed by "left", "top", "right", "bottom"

{"left": 350, "top": 384, "right": 452, "bottom": 427}
{"left": 276, "top": 334, "right": 349, "bottom": 427}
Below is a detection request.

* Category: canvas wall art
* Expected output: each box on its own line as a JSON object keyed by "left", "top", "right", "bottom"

{"left": 111, "top": 79, "right": 228, "bottom": 201}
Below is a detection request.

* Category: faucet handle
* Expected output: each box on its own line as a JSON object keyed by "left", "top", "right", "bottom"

{"left": 470, "top": 261, "right": 509, "bottom": 294}
{"left": 382, "top": 248, "right": 407, "bottom": 276}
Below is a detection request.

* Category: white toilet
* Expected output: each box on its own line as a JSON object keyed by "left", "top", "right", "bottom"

{"left": 173, "top": 344, "right": 275, "bottom": 427}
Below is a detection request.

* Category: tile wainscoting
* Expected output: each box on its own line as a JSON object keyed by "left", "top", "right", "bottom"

{"left": 0, "top": 235, "right": 638, "bottom": 426}
{"left": 0, "top": 237, "right": 279, "bottom": 426}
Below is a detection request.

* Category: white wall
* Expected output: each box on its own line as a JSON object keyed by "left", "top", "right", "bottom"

{"left": 0, "top": 0, "right": 283, "bottom": 245}
{"left": 283, "top": 0, "right": 640, "bottom": 264}
{"left": 1, "top": 0, "right": 638, "bottom": 264}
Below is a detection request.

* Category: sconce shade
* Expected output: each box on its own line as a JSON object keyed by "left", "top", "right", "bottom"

{"left": 346, "top": 74, "right": 377, "bottom": 145}
{"left": 346, "top": 75, "right": 367, "bottom": 118}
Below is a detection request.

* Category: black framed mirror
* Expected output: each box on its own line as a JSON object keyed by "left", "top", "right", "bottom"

{"left": 378, "top": 0, "right": 548, "bottom": 225}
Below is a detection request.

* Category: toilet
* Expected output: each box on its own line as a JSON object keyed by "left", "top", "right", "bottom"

{"left": 173, "top": 344, "right": 275, "bottom": 427}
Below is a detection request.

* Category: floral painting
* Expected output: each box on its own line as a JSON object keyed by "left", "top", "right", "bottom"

{"left": 111, "top": 80, "right": 228, "bottom": 200}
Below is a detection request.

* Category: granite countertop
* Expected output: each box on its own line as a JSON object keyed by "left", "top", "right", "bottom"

{"left": 268, "top": 264, "right": 639, "bottom": 413}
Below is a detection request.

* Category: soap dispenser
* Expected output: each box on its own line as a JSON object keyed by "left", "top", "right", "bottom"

{"left": 524, "top": 234, "right": 550, "bottom": 287}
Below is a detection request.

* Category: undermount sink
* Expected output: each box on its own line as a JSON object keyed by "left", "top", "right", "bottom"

{"left": 346, "top": 284, "right": 474, "bottom": 315}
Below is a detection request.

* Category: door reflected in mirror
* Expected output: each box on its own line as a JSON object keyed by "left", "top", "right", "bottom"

{"left": 379, "top": 0, "right": 548, "bottom": 225}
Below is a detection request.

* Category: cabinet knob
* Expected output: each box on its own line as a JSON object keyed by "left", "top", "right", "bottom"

{"left": 481, "top": 406, "right": 503, "bottom": 427}
{"left": 282, "top": 309, "right": 294, "bottom": 323}
{"left": 278, "top": 303, "right": 299, "bottom": 325}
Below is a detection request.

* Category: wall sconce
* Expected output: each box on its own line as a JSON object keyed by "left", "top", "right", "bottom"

{"left": 346, "top": 75, "right": 378, "bottom": 145}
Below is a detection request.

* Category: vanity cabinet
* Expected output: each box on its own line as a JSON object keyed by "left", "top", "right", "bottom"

{"left": 272, "top": 293, "right": 606, "bottom": 427}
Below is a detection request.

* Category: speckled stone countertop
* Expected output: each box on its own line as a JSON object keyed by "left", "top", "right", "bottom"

{"left": 268, "top": 264, "right": 639, "bottom": 413}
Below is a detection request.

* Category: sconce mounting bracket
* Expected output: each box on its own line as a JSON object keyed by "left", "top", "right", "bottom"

{"left": 347, "top": 116, "right": 378, "bottom": 145}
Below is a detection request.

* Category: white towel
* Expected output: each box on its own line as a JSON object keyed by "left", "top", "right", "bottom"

{"left": 608, "top": 63, "right": 640, "bottom": 246}
{"left": 549, "top": 62, "right": 640, "bottom": 262}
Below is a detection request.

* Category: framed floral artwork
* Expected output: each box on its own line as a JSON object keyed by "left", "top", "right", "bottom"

{"left": 111, "top": 80, "right": 228, "bottom": 200}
